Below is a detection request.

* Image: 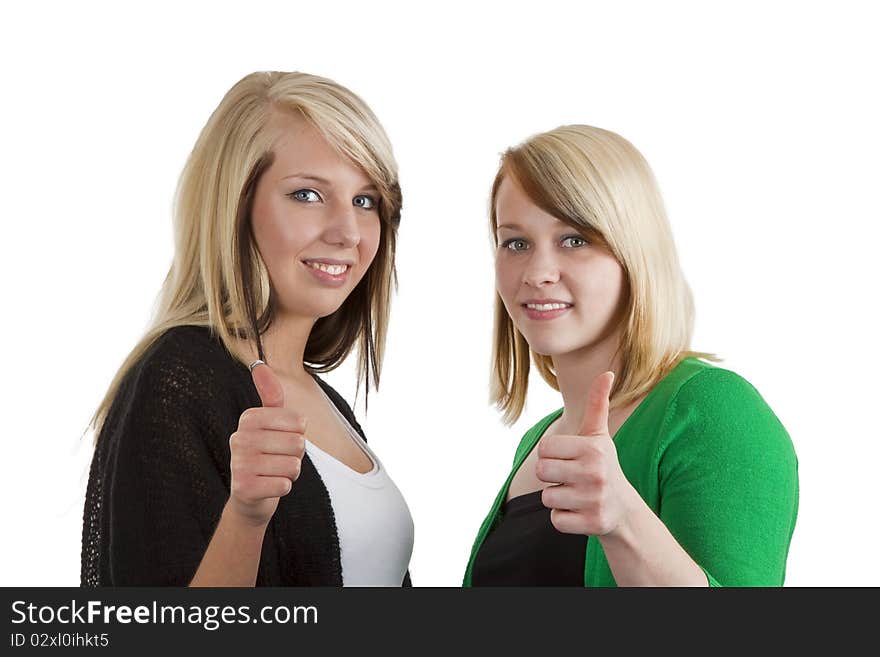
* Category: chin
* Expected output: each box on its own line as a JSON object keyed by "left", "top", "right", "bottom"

{"left": 519, "top": 329, "right": 592, "bottom": 358}
{"left": 314, "top": 299, "right": 350, "bottom": 319}
{"left": 533, "top": 347, "right": 570, "bottom": 358}
{"left": 520, "top": 336, "right": 568, "bottom": 357}
{"left": 277, "top": 296, "right": 349, "bottom": 321}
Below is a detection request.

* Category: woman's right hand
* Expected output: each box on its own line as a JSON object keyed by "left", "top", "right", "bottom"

{"left": 226, "top": 361, "right": 306, "bottom": 527}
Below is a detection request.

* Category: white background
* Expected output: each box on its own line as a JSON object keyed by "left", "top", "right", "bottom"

{"left": 1, "top": 0, "right": 877, "bottom": 587}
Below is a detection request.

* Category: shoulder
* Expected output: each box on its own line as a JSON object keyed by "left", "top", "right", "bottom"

{"left": 140, "top": 324, "right": 229, "bottom": 373}
{"left": 133, "top": 325, "right": 240, "bottom": 391}
{"left": 659, "top": 359, "right": 796, "bottom": 464}
{"left": 665, "top": 359, "right": 782, "bottom": 429}
{"left": 104, "top": 325, "right": 241, "bottom": 436}
{"left": 670, "top": 358, "right": 765, "bottom": 402}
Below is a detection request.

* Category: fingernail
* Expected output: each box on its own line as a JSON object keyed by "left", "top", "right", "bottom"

{"left": 249, "top": 359, "right": 265, "bottom": 372}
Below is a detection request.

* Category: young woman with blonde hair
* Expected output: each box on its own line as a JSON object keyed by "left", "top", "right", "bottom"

{"left": 82, "top": 71, "right": 413, "bottom": 586}
{"left": 463, "top": 125, "right": 798, "bottom": 586}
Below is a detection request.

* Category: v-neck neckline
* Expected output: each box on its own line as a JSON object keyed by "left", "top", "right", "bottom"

{"left": 505, "top": 358, "right": 695, "bottom": 502}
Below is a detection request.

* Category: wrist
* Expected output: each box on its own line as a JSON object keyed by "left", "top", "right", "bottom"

{"left": 600, "top": 482, "right": 644, "bottom": 546}
{"left": 222, "top": 499, "right": 272, "bottom": 533}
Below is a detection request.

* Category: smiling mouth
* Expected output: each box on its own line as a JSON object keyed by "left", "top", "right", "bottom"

{"left": 523, "top": 302, "right": 573, "bottom": 311}
{"left": 520, "top": 301, "right": 574, "bottom": 321}
{"left": 303, "top": 260, "right": 350, "bottom": 275}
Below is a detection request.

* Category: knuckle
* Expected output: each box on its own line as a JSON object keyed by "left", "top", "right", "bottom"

{"left": 537, "top": 437, "right": 551, "bottom": 457}
{"left": 578, "top": 461, "right": 593, "bottom": 481}
{"left": 231, "top": 477, "right": 248, "bottom": 498}
{"left": 235, "top": 454, "right": 256, "bottom": 476}
{"left": 230, "top": 451, "right": 245, "bottom": 470}
{"left": 284, "top": 410, "right": 306, "bottom": 429}
{"left": 239, "top": 408, "right": 259, "bottom": 428}
{"left": 231, "top": 431, "right": 253, "bottom": 453}
{"left": 535, "top": 459, "right": 546, "bottom": 480}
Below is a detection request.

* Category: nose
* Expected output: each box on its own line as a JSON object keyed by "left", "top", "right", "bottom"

{"left": 522, "top": 245, "right": 560, "bottom": 287}
{"left": 322, "top": 202, "right": 360, "bottom": 249}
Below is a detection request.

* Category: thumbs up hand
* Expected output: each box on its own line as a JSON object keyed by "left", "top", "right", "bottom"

{"left": 227, "top": 361, "right": 307, "bottom": 527}
{"left": 537, "top": 371, "right": 639, "bottom": 537}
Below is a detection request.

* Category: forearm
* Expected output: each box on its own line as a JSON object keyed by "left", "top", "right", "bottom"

{"left": 599, "top": 488, "right": 708, "bottom": 587}
{"left": 188, "top": 502, "right": 268, "bottom": 587}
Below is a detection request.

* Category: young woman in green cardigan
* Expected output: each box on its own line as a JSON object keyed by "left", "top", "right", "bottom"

{"left": 463, "top": 125, "right": 799, "bottom": 587}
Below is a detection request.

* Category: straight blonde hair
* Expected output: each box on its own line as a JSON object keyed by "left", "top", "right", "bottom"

{"left": 91, "top": 71, "right": 402, "bottom": 439}
{"left": 489, "top": 125, "right": 717, "bottom": 425}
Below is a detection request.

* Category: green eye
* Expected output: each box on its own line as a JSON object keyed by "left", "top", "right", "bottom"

{"left": 353, "top": 195, "right": 377, "bottom": 210}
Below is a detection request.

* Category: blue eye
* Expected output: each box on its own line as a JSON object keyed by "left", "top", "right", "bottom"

{"left": 289, "top": 189, "right": 321, "bottom": 203}
{"left": 561, "top": 235, "right": 588, "bottom": 248}
{"left": 501, "top": 238, "right": 529, "bottom": 252}
{"left": 353, "top": 194, "right": 377, "bottom": 210}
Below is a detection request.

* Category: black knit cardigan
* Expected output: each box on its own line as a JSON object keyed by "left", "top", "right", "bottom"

{"left": 81, "top": 325, "right": 411, "bottom": 586}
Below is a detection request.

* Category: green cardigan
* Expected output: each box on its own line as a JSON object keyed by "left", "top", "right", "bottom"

{"left": 463, "top": 358, "right": 799, "bottom": 587}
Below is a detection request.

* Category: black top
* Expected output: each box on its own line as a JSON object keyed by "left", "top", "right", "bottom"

{"left": 81, "top": 324, "right": 411, "bottom": 587}
{"left": 470, "top": 490, "right": 588, "bottom": 586}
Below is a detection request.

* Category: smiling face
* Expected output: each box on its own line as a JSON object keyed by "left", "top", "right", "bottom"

{"left": 251, "top": 112, "right": 382, "bottom": 321}
{"left": 494, "top": 176, "right": 627, "bottom": 358}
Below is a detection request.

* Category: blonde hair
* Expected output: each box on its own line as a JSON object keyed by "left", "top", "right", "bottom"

{"left": 489, "top": 125, "right": 717, "bottom": 424}
{"left": 91, "top": 71, "right": 402, "bottom": 438}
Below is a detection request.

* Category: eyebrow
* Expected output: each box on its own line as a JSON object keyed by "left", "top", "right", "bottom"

{"left": 280, "top": 173, "right": 378, "bottom": 192}
{"left": 496, "top": 219, "right": 575, "bottom": 232}
{"left": 281, "top": 173, "right": 330, "bottom": 184}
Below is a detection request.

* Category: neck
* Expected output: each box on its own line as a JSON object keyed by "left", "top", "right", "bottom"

{"left": 551, "top": 330, "right": 622, "bottom": 433}
{"left": 238, "top": 312, "right": 316, "bottom": 384}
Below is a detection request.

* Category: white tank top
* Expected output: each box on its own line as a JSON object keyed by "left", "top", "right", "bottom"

{"left": 304, "top": 388, "right": 414, "bottom": 586}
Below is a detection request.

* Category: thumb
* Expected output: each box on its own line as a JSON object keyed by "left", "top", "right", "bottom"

{"left": 578, "top": 371, "right": 614, "bottom": 437}
{"left": 250, "top": 360, "right": 284, "bottom": 408}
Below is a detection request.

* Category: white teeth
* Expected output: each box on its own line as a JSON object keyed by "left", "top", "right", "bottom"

{"left": 308, "top": 261, "right": 348, "bottom": 275}
{"left": 525, "top": 303, "right": 571, "bottom": 311}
